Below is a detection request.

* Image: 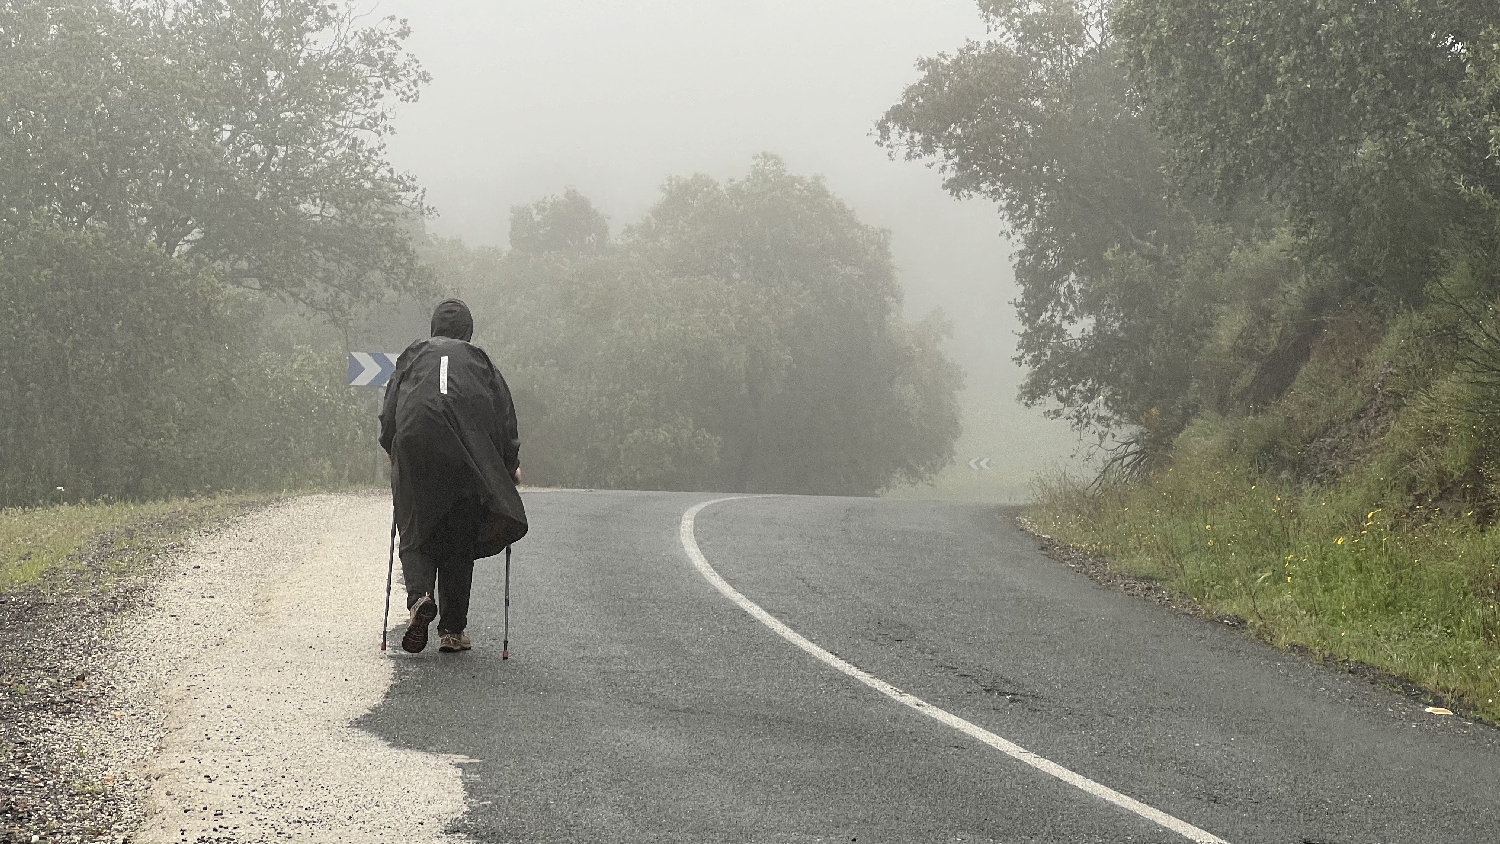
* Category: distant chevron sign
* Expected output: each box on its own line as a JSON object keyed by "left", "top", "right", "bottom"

{"left": 968, "top": 457, "right": 992, "bottom": 470}
{"left": 347, "top": 352, "right": 400, "bottom": 388}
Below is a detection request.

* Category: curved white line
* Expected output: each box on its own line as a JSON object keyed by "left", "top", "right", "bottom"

{"left": 680, "top": 496, "right": 1230, "bottom": 844}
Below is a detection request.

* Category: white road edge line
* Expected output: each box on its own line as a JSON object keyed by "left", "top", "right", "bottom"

{"left": 680, "top": 497, "right": 1231, "bottom": 844}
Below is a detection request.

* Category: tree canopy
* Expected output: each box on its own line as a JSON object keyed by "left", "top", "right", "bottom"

{"left": 877, "top": 0, "right": 1211, "bottom": 450}
{"left": 0, "top": 0, "right": 430, "bottom": 505}
{"left": 883, "top": 0, "right": 1500, "bottom": 502}
{"left": 1117, "top": 0, "right": 1500, "bottom": 298}
{"left": 0, "top": 0, "right": 430, "bottom": 315}
{"left": 443, "top": 157, "right": 964, "bottom": 495}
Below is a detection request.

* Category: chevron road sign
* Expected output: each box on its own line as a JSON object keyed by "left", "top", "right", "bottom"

{"left": 968, "top": 457, "right": 992, "bottom": 470}
{"left": 348, "top": 352, "right": 400, "bottom": 388}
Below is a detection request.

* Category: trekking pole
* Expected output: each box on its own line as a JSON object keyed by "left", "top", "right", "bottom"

{"left": 502, "top": 544, "right": 512, "bottom": 660}
{"left": 380, "top": 513, "right": 397, "bottom": 651}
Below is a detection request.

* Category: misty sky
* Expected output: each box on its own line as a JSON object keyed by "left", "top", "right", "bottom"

{"left": 376, "top": 0, "right": 1080, "bottom": 469}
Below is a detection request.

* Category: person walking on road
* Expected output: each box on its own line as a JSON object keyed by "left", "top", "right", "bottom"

{"left": 379, "top": 298, "right": 528, "bottom": 654}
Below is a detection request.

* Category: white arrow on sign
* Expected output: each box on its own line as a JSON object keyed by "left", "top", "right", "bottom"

{"left": 968, "top": 457, "right": 992, "bottom": 470}
{"left": 347, "top": 352, "right": 401, "bottom": 388}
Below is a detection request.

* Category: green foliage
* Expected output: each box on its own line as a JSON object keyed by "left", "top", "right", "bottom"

{"left": 0, "top": 220, "right": 379, "bottom": 507}
{"left": 212, "top": 335, "right": 382, "bottom": 493}
{"left": 884, "top": 1, "right": 1500, "bottom": 475}
{"left": 1117, "top": 0, "right": 1500, "bottom": 298}
{"left": 0, "top": 0, "right": 431, "bottom": 316}
{"left": 479, "top": 246, "right": 743, "bottom": 490}
{"left": 1, "top": 221, "right": 228, "bottom": 503}
{"left": 1031, "top": 414, "right": 1500, "bottom": 723}
{"left": 0, "top": 1, "right": 428, "bottom": 506}
{"left": 509, "top": 188, "right": 610, "bottom": 255}
{"left": 629, "top": 156, "right": 962, "bottom": 493}
{"left": 1030, "top": 265, "right": 1500, "bottom": 720}
{"left": 877, "top": 1, "right": 1219, "bottom": 447}
{"left": 436, "top": 157, "right": 964, "bottom": 495}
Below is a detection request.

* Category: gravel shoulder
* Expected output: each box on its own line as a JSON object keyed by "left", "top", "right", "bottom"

{"left": 1, "top": 502, "right": 255, "bottom": 843}
{"left": 2, "top": 492, "right": 471, "bottom": 843}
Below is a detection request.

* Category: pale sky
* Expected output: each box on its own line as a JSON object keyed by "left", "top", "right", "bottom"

{"left": 378, "top": 2, "right": 990, "bottom": 237}
{"left": 375, "top": 1, "right": 1080, "bottom": 469}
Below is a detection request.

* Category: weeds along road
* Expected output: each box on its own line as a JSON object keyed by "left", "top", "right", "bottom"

{"left": 347, "top": 490, "right": 1497, "bottom": 844}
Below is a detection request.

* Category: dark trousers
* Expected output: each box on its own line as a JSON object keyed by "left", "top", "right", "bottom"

{"left": 402, "top": 497, "right": 482, "bottom": 634}
{"left": 401, "top": 547, "right": 475, "bottom": 634}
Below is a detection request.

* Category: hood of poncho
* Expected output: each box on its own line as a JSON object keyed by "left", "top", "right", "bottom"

{"left": 430, "top": 298, "right": 474, "bottom": 342}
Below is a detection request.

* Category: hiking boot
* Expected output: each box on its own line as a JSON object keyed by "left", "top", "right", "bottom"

{"left": 401, "top": 595, "right": 438, "bottom": 653}
{"left": 438, "top": 632, "right": 472, "bottom": 653}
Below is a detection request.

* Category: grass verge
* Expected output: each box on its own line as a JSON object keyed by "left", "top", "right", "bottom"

{"left": 0, "top": 494, "right": 283, "bottom": 593}
{"left": 1027, "top": 425, "right": 1500, "bottom": 727}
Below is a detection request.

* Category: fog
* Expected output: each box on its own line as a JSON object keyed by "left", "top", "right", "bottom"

{"left": 377, "top": 0, "right": 1082, "bottom": 494}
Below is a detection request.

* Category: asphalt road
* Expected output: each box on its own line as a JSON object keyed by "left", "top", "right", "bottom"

{"left": 360, "top": 490, "right": 1500, "bottom": 843}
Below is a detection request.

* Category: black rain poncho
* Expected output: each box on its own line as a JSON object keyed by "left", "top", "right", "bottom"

{"left": 379, "top": 301, "right": 527, "bottom": 558}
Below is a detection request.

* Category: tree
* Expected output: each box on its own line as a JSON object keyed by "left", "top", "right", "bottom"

{"left": 1116, "top": 0, "right": 1500, "bottom": 298}
{"left": 628, "top": 155, "right": 962, "bottom": 494}
{"left": 0, "top": 0, "right": 431, "bottom": 316}
{"left": 455, "top": 160, "right": 965, "bottom": 495}
{"left": 509, "top": 188, "right": 610, "bottom": 254}
{"left": 877, "top": 0, "right": 1217, "bottom": 450}
{"left": 0, "top": 0, "right": 422, "bottom": 505}
{"left": 0, "top": 219, "right": 375, "bottom": 506}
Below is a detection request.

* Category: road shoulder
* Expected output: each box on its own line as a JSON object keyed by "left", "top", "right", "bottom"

{"left": 1, "top": 498, "right": 271, "bottom": 841}
{"left": 1, "top": 492, "right": 473, "bottom": 844}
